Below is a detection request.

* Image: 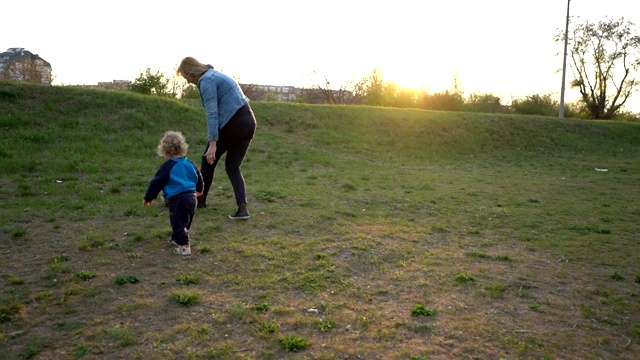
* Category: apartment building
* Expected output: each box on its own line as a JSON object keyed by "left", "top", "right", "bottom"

{"left": 0, "top": 47, "right": 52, "bottom": 84}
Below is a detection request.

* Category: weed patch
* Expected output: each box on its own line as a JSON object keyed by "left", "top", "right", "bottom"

{"left": 411, "top": 304, "right": 437, "bottom": 317}
{"left": 454, "top": 272, "right": 475, "bottom": 283}
{"left": 176, "top": 273, "right": 199, "bottom": 285}
{"left": 114, "top": 275, "right": 140, "bottom": 285}
{"left": 170, "top": 289, "right": 200, "bottom": 306}
{"left": 279, "top": 334, "right": 311, "bottom": 352}
{"left": 0, "top": 299, "right": 23, "bottom": 322}
{"left": 76, "top": 270, "right": 96, "bottom": 281}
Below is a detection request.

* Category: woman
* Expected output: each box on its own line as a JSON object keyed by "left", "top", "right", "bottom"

{"left": 177, "top": 57, "right": 256, "bottom": 219}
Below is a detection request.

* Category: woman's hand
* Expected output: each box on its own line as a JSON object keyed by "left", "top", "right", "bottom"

{"left": 143, "top": 200, "right": 152, "bottom": 206}
{"left": 206, "top": 141, "right": 217, "bottom": 165}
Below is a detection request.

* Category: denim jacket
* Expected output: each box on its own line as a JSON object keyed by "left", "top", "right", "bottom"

{"left": 198, "top": 69, "right": 249, "bottom": 141}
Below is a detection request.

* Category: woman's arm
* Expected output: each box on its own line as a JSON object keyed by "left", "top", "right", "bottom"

{"left": 199, "top": 78, "right": 221, "bottom": 142}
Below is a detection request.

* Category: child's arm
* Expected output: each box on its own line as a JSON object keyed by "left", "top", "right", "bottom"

{"left": 190, "top": 159, "right": 205, "bottom": 196}
{"left": 143, "top": 161, "right": 171, "bottom": 206}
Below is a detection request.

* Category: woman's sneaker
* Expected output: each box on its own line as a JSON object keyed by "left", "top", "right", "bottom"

{"left": 228, "top": 209, "right": 250, "bottom": 220}
{"left": 173, "top": 244, "right": 191, "bottom": 255}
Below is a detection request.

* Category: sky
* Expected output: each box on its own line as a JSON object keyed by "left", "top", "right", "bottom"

{"left": 3, "top": 0, "right": 639, "bottom": 112}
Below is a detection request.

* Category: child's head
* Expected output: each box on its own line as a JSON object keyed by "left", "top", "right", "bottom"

{"left": 157, "top": 131, "right": 188, "bottom": 159}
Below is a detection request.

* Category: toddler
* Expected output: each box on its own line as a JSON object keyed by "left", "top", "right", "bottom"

{"left": 144, "top": 131, "right": 204, "bottom": 255}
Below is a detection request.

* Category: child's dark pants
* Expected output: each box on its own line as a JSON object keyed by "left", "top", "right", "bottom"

{"left": 169, "top": 192, "right": 197, "bottom": 246}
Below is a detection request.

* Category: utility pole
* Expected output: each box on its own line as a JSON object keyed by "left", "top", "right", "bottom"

{"left": 559, "top": 0, "right": 571, "bottom": 118}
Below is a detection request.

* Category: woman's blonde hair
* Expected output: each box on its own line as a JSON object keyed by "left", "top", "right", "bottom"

{"left": 157, "top": 130, "right": 189, "bottom": 158}
{"left": 177, "top": 57, "right": 211, "bottom": 78}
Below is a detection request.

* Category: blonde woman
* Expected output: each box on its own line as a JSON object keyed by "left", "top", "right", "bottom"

{"left": 177, "top": 56, "right": 256, "bottom": 220}
{"left": 144, "top": 131, "right": 204, "bottom": 255}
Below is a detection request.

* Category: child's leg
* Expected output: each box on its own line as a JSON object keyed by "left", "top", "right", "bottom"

{"left": 169, "top": 194, "right": 197, "bottom": 246}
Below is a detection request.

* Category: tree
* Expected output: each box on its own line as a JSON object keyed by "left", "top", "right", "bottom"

{"left": 361, "top": 68, "right": 386, "bottom": 106}
{"left": 556, "top": 17, "right": 640, "bottom": 119}
{"left": 180, "top": 84, "right": 200, "bottom": 99}
{"left": 383, "top": 83, "right": 417, "bottom": 108}
{"left": 239, "top": 83, "right": 266, "bottom": 101}
{"left": 129, "top": 68, "right": 173, "bottom": 97}
{"left": 308, "top": 71, "right": 356, "bottom": 104}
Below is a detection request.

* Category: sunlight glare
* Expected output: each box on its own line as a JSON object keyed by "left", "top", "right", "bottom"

{"left": 378, "top": 64, "right": 459, "bottom": 94}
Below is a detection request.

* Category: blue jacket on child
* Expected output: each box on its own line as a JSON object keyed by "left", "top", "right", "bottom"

{"left": 144, "top": 157, "right": 203, "bottom": 202}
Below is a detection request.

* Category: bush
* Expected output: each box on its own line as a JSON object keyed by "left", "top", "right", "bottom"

{"left": 463, "top": 92, "right": 509, "bottom": 114}
{"left": 511, "top": 93, "right": 558, "bottom": 116}
{"left": 417, "top": 91, "right": 464, "bottom": 111}
{"left": 129, "top": 68, "right": 172, "bottom": 97}
{"left": 613, "top": 110, "right": 640, "bottom": 122}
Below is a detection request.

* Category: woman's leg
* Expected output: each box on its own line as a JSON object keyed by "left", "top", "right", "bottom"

{"left": 198, "top": 142, "right": 222, "bottom": 207}
{"left": 200, "top": 104, "right": 256, "bottom": 213}
{"left": 225, "top": 138, "right": 251, "bottom": 205}
{"left": 222, "top": 105, "right": 256, "bottom": 215}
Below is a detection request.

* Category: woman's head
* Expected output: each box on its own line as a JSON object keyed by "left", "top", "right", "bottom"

{"left": 157, "top": 130, "right": 189, "bottom": 158}
{"left": 177, "top": 57, "right": 212, "bottom": 84}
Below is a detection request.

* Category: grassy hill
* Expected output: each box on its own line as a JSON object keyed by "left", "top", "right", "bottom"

{"left": 1, "top": 80, "right": 639, "bottom": 359}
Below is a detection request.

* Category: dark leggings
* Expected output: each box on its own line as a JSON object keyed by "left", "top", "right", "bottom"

{"left": 200, "top": 104, "right": 256, "bottom": 204}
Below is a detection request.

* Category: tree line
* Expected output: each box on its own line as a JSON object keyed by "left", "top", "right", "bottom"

{"left": 3, "top": 17, "right": 636, "bottom": 121}
{"left": 122, "top": 17, "right": 640, "bottom": 122}
{"left": 127, "top": 65, "right": 639, "bottom": 122}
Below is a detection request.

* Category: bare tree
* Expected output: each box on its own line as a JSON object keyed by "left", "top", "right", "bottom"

{"left": 239, "top": 83, "right": 268, "bottom": 101}
{"left": 308, "top": 71, "right": 355, "bottom": 104}
{"left": 556, "top": 17, "right": 640, "bottom": 119}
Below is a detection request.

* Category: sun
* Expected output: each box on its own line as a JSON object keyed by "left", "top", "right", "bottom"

{"left": 378, "top": 64, "right": 457, "bottom": 93}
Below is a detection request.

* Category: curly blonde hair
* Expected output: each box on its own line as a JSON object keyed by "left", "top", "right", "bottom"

{"left": 177, "top": 57, "right": 212, "bottom": 78}
{"left": 157, "top": 130, "right": 188, "bottom": 158}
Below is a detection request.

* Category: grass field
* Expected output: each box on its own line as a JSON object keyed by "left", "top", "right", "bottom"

{"left": 1, "top": 80, "right": 639, "bottom": 359}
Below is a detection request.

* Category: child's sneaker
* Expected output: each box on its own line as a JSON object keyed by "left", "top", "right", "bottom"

{"left": 168, "top": 238, "right": 179, "bottom": 246}
{"left": 173, "top": 244, "right": 191, "bottom": 256}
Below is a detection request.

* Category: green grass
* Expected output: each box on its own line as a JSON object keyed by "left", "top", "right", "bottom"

{"left": 411, "top": 304, "right": 437, "bottom": 317}
{"left": 114, "top": 275, "right": 140, "bottom": 285}
{"left": 1, "top": 79, "right": 640, "bottom": 359}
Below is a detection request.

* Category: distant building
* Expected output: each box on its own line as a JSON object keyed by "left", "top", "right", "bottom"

{"left": 68, "top": 80, "right": 131, "bottom": 91}
{"left": 239, "top": 83, "right": 354, "bottom": 104}
{"left": 96, "top": 80, "right": 130, "bottom": 90}
{"left": 0, "top": 47, "right": 52, "bottom": 84}
{"left": 240, "top": 84, "right": 299, "bottom": 102}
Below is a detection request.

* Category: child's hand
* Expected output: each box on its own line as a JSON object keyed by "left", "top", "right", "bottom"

{"left": 196, "top": 191, "right": 203, "bottom": 196}
{"left": 143, "top": 200, "right": 152, "bottom": 206}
